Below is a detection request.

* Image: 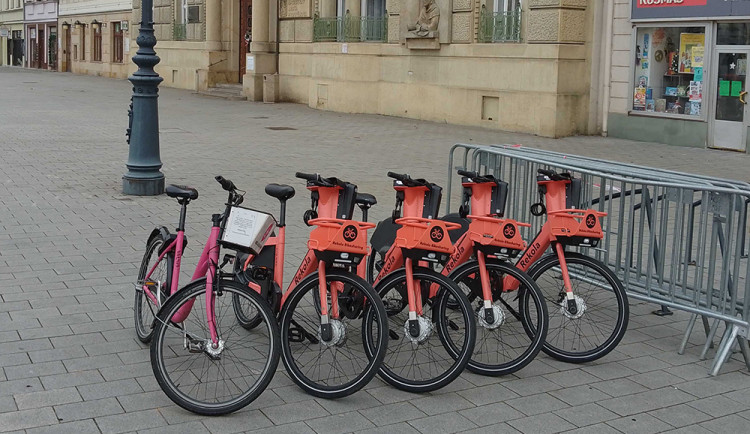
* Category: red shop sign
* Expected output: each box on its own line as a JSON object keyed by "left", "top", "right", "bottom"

{"left": 637, "top": 0, "right": 707, "bottom": 7}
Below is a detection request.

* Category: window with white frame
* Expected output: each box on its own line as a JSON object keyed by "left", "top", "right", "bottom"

{"left": 631, "top": 25, "right": 707, "bottom": 118}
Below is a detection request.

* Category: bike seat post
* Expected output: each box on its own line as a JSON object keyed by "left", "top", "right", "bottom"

{"left": 278, "top": 199, "right": 287, "bottom": 227}
{"left": 357, "top": 204, "right": 370, "bottom": 222}
{"left": 177, "top": 199, "right": 189, "bottom": 232}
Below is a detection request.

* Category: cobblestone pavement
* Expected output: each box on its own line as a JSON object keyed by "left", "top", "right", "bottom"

{"left": 1, "top": 66, "right": 750, "bottom": 434}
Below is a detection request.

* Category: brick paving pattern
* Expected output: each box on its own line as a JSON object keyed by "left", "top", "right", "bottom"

{"left": 1, "top": 66, "right": 750, "bottom": 434}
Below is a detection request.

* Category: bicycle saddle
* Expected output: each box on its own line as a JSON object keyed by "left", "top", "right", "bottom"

{"left": 265, "top": 183, "right": 295, "bottom": 200}
{"left": 356, "top": 193, "right": 377, "bottom": 207}
{"left": 166, "top": 185, "right": 199, "bottom": 200}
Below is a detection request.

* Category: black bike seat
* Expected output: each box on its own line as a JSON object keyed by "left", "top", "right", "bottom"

{"left": 166, "top": 185, "right": 199, "bottom": 200}
{"left": 265, "top": 184, "right": 295, "bottom": 201}
{"left": 356, "top": 193, "right": 377, "bottom": 207}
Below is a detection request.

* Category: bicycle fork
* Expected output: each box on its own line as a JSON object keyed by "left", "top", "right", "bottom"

{"left": 318, "top": 261, "right": 343, "bottom": 344}
{"left": 554, "top": 243, "right": 579, "bottom": 316}
{"left": 404, "top": 258, "right": 427, "bottom": 340}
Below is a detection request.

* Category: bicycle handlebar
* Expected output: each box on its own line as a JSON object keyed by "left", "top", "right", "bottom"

{"left": 457, "top": 169, "right": 478, "bottom": 178}
{"left": 295, "top": 172, "right": 318, "bottom": 182}
{"left": 457, "top": 169, "right": 499, "bottom": 184}
{"left": 388, "top": 172, "right": 430, "bottom": 187}
{"left": 296, "top": 172, "right": 349, "bottom": 188}
{"left": 537, "top": 168, "right": 571, "bottom": 181}
{"left": 215, "top": 175, "right": 236, "bottom": 192}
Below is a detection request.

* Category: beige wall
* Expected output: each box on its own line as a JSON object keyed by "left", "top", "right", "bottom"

{"left": 266, "top": 0, "right": 600, "bottom": 138}
{"left": 609, "top": 0, "right": 630, "bottom": 115}
{"left": 62, "top": 11, "right": 134, "bottom": 79}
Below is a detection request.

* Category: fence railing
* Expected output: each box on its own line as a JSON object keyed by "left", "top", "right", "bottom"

{"left": 313, "top": 15, "right": 388, "bottom": 42}
{"left": 173, "top": 23, "right": 187, "bottom": 41}
{"left": 448, "top": 143, "right": 750, "bottom": 376}
{"left": 478, "top": 9, "right": 522, "bottom": 43}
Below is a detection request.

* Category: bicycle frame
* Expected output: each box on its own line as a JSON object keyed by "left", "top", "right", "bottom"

{"left": 502, "top": 176, "right": 607, "bottom": 295}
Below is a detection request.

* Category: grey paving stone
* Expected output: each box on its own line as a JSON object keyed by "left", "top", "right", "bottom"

{"left": 245, "top": 421, "right": 315, "bottom": 434}
{"left": 411, "top": 393, "right": 475, "bottom": 416}
{"left": 306, "top": 411, "right": 375, "bottom": 434}
{"left": 0, "top": 407, "right": 59, "bottom": 432}
{"left": 40, "top": 370, "right": 105, "bottom": 390}
{"left": 260, "top": 400, "right": 329, "bottom": 425}
{"left": 562, "top": 424, "right": 621, "bottom": 434}
{"left": 201, "top": 409, "right": 274, "bottom": 433}
{"left": 507, "top": 412, "right": 576, "bottom": 434}
{"left": 598, "top": 387, "right": 694, "bottom": 417}
{"left": 115, "top": 390, "right": 165, "bottom": 412}
{"left": 548, "top": 384, "right": 613, "bottom": 407}
{"left": 25, "top": 420, "right": 101, "bottom": 434}
{"left": 590, "top": 378, "right": 649, "bottom": 398}
{"left": 456, "top": 423, "right": 521, "bottom": 434}
{"left": 3, "top": 361, "right": 67, "bottom": 380}
{"left": 354, "top": 422, "right": 423, "bottom": 434}
{"left": 0, "top": 337, "right": 52, "bottom": 354}
{"left": 0, "top": 396, "right": 17, "bottom": 413}
{"left": 506, "top": 392, "right": 569, "bottom": 417}
{"left": 360, "top": 402, "right": 426, "bottom": 427}
{"left": 676, "top": 373, "right": 747, "bottom": 399}
{"left": 503, "top": 376, "right": 563, "bottom": 397}
{"left": 78, "top": 378, "right": 144, "bottom": 400}
{"left": 270, "top": 385, "right": 319, "bottom": 404}
{"left": 0, "top": 353, "right": 30, "bottom": 368}
{"left": 629, "top": 370, "right": 685, "bottom": 390}
{"left": 407, "top": 411, "right": 477, "bottom": 434}
{"left": 62, "top": 354, "right": 123, "bottom": 372}
{"left": 53, "top": 397, "right": 123, "bottom": 422}
{"left": 581, "top": 362, "right": 639, "bottom": 381}
{"left": 660, "top": 426, "right": 714, "bottom": 434}
{"left": 459, "top": 402, "right": 525, "bottom": 427}
{"left": 456, "top": 383, "right": 520, "bottom": 406}
{"left": 685, "top": 394, "right": 749, "bottom": 418}
{"left": 95, "top": 409, "right": 167, "bottom": 434}
{"left": 27, "top": 346, "right": 86, "bottom": 363}
{"left": 13, "top": 387, "right": 82, "bottom": 410}
{"left": 618, "top": 355, "right": 673, "bottom": 373}
{"left": 648, "top": 403, "right": 712, "bottom": 428}
{"left": 137, "top": 421, "right": 209, "bottom": 434}
{"left": 314, "top": 391, "right": 384, "bottom": 415}
{"left": 367, "top": 385, "right": 422, "bottom": 405}
{"left": 543, "top": 369, "right": 602, "bottom": 389}
{"left": 554, "top": 402, "right": 619, "bottom": 428}
{"left": 606, "top": 413, "right": 674, "bottom": 434}
{"left": 0, "top": 378, "right": 44, "bottom": 397}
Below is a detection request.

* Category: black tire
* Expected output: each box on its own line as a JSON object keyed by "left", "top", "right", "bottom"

{"left": 526, "top": 252, "right": 629, "bottom": 363}
{"left": 449, "top": 259, "right": 548, "bottom": 376}
{"left": 135, "top": 235, "right": 173, "bottom": 343}
{"left": 366, "top": 249, "right": 384, "bottom": 285}
{"left": 150, "top": 279, "right": 280, "bottom": 415}
{"left": 233, "top": 292, "right": 263, "bottom": 330}
{"left": 280, "top": 269, "right": 388, "bottom": 399}
{"left": 364, "top": 267, "right": 476, "bottom": 393}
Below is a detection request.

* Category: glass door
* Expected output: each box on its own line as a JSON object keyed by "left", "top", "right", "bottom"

{"left": 711, "top": 50, "right": 749, "bottom": 151}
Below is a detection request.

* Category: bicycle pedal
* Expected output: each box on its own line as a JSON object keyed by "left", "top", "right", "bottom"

{"left": 447, "top": 320, "right": 459, "bottom": 331}
{"left": 287, "top": 327, "right": 305, "bottom": 343}
{"left": 388, "top": 329, "right": 400, "bottom": 340}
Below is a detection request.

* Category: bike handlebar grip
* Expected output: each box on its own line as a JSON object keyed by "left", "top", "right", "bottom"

{"left": 295, "top": 172, "right": 318, "bottom": 181}
{"left": 387, "top": 172, "right": 410, "bottom": 182}
{"left": 537, "top": 168, "right": 557, "bottom": 178}
{"left": 457, "top": 169, "right": 478, "bottom": 178}
{"left": 215, "top": 175, "right": 236, "bottom": 191}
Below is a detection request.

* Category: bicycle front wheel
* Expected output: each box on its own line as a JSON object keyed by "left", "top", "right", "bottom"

{"left": 150, "top": 279, "right": 280, "bottom": 415}
{"left": 450, "top": 260, "right": 548, "bottom": 376}
{"left": 365, "top": 267, "right": 476, "bottom": 393}
{"left": 135, "top": 234, "right": 172, "bottom": 343}
{"left": 527, "top": 252, "right": 629, "bottom": 363}
{"left": 280, "top": 269, "right": 388, "bottom": 399}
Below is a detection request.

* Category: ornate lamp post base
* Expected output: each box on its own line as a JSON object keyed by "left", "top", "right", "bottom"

{"left": 123, "top": 0, "right": 165, "bottom": 196}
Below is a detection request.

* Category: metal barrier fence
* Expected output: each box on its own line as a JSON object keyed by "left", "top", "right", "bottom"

{"left": 447, "top": 143, "right": 750, "bottom": 376}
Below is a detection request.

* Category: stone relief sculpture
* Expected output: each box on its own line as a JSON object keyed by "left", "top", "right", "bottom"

{"left": 407, "top": 0, "right": 440, "bottom": 38}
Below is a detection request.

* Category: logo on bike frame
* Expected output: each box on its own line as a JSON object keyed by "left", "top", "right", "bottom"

{"left": 343, "top": 225, "right": 358, "bottom": 242}
{"left": 503, "top": 223, "right": 516, "bottom": 239}
{"left": 430, "top": 226, "right": 445, "bottom": 243}
{"left": 585, "top": 214, "right": 596, "bottom": 229}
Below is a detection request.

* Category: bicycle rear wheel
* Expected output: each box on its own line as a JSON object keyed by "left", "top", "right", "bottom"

{"left": 135, "top": 235, "right": 172, "bottom": 343}
{"left": 364, "top": 267, "right": 475, "bottom": 393}
{"left": 279, "top": 269, "right": 388, "bottom": 399}
{"left": 527, "top": 251, "right": 628, "bottom": 363}
{"left": 449, "top": 260, "right": 548, "bottom": 376}
{"left": 150, "top": 278, "right": 280, "bottom": 415}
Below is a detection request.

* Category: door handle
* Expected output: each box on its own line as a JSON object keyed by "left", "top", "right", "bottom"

{"left": 741, "top": 91, "right": 748, "bottom": 104}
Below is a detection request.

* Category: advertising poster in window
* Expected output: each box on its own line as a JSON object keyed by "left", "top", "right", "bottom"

{"left": 679, "top": 33, "right": 704, "bottom": 73}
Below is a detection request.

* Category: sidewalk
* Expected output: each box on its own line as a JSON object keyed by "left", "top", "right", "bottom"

{"left": 1, "top": 66, "right": 749, "bottom": 434}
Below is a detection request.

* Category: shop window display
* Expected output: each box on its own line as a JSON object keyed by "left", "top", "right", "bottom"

{"left": 632, "top": 26, "right": 706, "bottom": 117}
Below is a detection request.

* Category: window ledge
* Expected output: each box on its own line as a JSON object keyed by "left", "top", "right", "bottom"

{"left": 628, "top": 110, "right": 706, "bottom": 122}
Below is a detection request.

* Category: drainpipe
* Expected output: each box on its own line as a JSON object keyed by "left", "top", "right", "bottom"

{"left": 276, "top": 0, "right": 280, "bottom": 75}
{"left": 601, "top": 0, "right": 615, "bottom": 137}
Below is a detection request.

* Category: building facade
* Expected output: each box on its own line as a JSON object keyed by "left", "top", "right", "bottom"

{"left": 134, "top": 0, "right": 244, "bottom": 90}
{"left": 1, "top": 0, "right": 25, "bottom": 66}
{"left": 25, "top": 0, "right": 58, "bottom": 70}
{"left": 58, "top": 0, "right": 133, "bottom": 77}
{"left": 243, "top": 0, "right": 606, "bottom": 137}
{"left": 606, "top": 0, "right": 750, "bottom": 153}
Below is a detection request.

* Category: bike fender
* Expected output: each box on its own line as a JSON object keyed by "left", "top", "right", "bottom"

{"left": 147, "top": 226, "right": 188, "bottom": 256}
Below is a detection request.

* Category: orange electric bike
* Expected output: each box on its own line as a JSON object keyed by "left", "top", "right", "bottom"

{"left": 232, "top": 173, "right": 389, "bottom": 399}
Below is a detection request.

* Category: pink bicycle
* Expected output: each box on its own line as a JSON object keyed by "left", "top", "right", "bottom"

{"left": 135, "top": 176, "right": 280, "bottom": 415}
